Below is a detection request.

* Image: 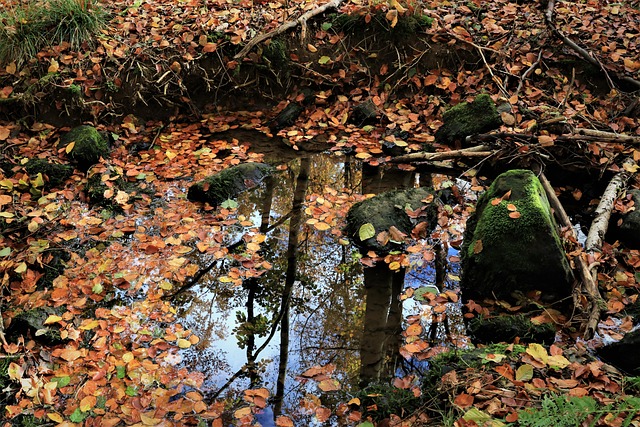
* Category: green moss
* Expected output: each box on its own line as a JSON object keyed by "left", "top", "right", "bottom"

{"left": 59, "top": 125, "right": 109, "bottom": 171}
{"left": 187, "top": 162, "right": 272, "bottom": 206}
{"left": 329, "top": 12, "right": 433, "bottom": 36}
{"left": 345, "top": 187, "right": 436, "bottom": 253}
{"left": 435, "top": 94, "right": 501, "bottom": 144}
{"left": 467, "top": 314, "right": 557, "bottom": 344}
{"left": 85, "top": 167, "right": 129, "bottom": 212}
{"left": 263, "top": 38, "right": 287, "bottom": 65}
{"left": 24, "top": 158, "right": 73, "bottom": 189}
{"left": 461, "top": 169, "right": 573, "bottom": 301}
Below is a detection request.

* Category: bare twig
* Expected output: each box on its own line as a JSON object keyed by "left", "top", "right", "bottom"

{"left": 516, "top": 49, "right": 544, "bottom": 96}
{"left": 389, "top": 145, "right": 495, "bottom": 163}
{"left": 234, "top": 0, "right": 345, "bottom": 60}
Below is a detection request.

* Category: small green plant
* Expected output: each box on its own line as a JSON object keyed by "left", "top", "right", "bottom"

{"left": 0, "top": 0, "right": 107, "bottom": 66}
{"left": 517, "top": 394, "right": 640, "bottom": 427}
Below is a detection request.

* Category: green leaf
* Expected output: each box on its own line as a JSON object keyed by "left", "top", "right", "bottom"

{"left": 362, "top": 125, "right": 374, "bottom": 132}
{"left": 125, "top": 386, "right": 138, "bottom": 396}
{"left": 358, "top": 223, "right": 376, "bottom": 241}
{"left": 321, "top": 22, "right": 332, "bottom": 31}
{"left": 116, "top": 365, "right": 126, "bottom": 379}
{"left": 54, "top": 376, "right": 71, "bottom": 387}
{"left": 70, "top": 408, "right": 87, "bottom": 423}
{"left": 413, "top": 286, "right": 439, "bottom": 302}
{"left": 318, "top": 56, "right": 331, "bottom": 65}
{"left": 220, "top": 199, "right": 238, "bottom": 209}
{"left": 0, "top": 247, "right": 11, "bottom": 257}
{"left": 357, "top": 422, "right": 374, "bottom": 427}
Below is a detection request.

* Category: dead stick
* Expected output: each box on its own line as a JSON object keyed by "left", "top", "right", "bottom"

{"left": 538, "top": 171, "right": 601, "bottom": 339}
{"left": 390, "top": 145, "right": 494, "bottom": 163}
{"left": 234, "top": 0, "right": 345, "bottom": 60}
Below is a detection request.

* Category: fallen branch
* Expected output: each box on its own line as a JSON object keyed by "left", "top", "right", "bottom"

{"left": 545, "top": 0, "right": 640, "bottom": 91}
{"left": 537, "top": 171, "right": 602, "bottom": 339}
{"left": 234, "top": 0, "right": 345, "bottom": 60}
{"left": 390, "top": 145, "right": 495, "bottom": 163}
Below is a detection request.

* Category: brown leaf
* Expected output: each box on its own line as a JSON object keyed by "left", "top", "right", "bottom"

{"left": 454, "top": 393, "right": 474, "bottom": 408}
{"left": 473, "top": 239, "right": 483, "bottom": 254}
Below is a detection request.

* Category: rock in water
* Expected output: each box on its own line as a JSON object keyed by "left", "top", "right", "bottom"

{"left": 345, "top": 187, "right": 437, "bottom": 254}
{"left": 187, "top": 162, "right": 272, "bottom": 206}
{"left": 461, "top": 169, "right": 574, "bottom": 302}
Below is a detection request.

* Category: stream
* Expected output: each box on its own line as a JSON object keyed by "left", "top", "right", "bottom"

{"left": 169, "top": 149, "right": 473, "bottom": 424}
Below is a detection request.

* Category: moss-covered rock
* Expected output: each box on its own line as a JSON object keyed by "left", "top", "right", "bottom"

{"left": 435, "top": 94, "right": 501, "bottom": 144}
{"left": 59, "top": 125, "right": 109, "bottom": 171}
{"left": 345, "top": 187, "right": 436, "bottom": 253}
{"left": 467, "top": 314, "right": 556, "bottom": 345}
{"left": 7, "top": 306, "right": 66, "bottom": 345}
{"left": 461, "top": 169, "right": 574, "bottom": 302}
{"left": 187, "top": 162, "right": 272, "bottom": 206}
{"left": 24, "top": 159, "right": 73, "bottom": 189}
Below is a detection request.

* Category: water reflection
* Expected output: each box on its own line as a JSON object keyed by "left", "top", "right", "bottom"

{"left": 172, "top": 152, "right": 466, "bottom": 422}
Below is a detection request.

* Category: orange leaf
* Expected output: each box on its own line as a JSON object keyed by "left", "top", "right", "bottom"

{"left": 454, "top": 393, "right": 474, "bottom": 408}
{"left": 318, "top": 378, "right": 341, "bottom": 392}
{"left": 315, "top": 407, "right": 331, "bottom": 422}
{"left": 491, "top": 197, "right": 502, "bottom": 206}
{"left": 406, "top": 323, "right": 422, "bottom": 336}
{"left": 506, "top": 203, "right": 517, "bottom": 211}
{"left": 509, "top": 211, "right": 521, "bottom": 219}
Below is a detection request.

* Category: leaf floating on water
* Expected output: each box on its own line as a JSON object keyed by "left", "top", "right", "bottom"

{"left": 318, "top": 378, "right": 341, "bottom": 392}
{"left": 358, "top": 223, "right": 376, "bottom": 241}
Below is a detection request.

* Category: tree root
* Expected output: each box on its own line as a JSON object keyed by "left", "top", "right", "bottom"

{"left": 234, "top": 0, "right": 345, "bottom": 60}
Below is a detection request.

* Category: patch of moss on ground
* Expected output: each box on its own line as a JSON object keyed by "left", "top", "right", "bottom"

{"left": 435, "top": 94, "right": 501, "bottom": 144}
{"left": 187, "top": 162, "right": 272, "bottom": 206}
{"left": 59, "top": 125, "right": 109, "bottom": 171}
{"left": 24, "top": 158, "right": 73, "bottom": 189}
{"left": 461, "top": 169, "right": 573, "bottom": 302}
{"left": 467, "top": 314, "right": 557, "bottom": 344}
{"left": 329, "top": 11, "right": 433, "bottom": 37}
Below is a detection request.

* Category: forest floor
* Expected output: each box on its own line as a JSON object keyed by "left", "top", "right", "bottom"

{"left": 1, "top": 0, "right": 640, "bottom": 426}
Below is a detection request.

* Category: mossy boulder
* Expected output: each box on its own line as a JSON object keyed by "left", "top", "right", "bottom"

{"left": 345, "top": 187, "right": 436, "bottom": 253}
{"left": 467, "top": 314, "right": 556, "bottom": 345}
{"left": 610, "top": 189, "right": 640, "bottom": 248}
{"left": 187, "top": 162, "right": 272, "bottom": 206}
{"left": 461, "top": 169, "right": 574, "bottom": 302}
{"left": 7, "top": 306, "right": 66, "bottom": 345}
{"left": 435, "top": 94, "right": 501, "bottom": 144}
{"left": 59, "top": 125, "right": 109, "bottom": 171}
{"left": 24, "top": 159, "right": 73, "bottom": 189}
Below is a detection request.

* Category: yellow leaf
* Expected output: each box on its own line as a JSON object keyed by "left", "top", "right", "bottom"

{"left": 177, "top": 338, "right": 191, "bottom": 349}
{"left": 623, "top": 162, "right": 639, "bottom": 173}
{"left": 140, "top": 412, "right": 163, "bottom": 426}
{"left": 515, "top": 364, "right": 533, "bottom": 381}
{"left": 159, "top": 281, "right": 173, "bottom": 290}
{"left": 307, "top": 44, "right": 317, "bottom": 52}
{"left": 355, "top": 152, "right": 371, "bottom": 160}
{"left": 47, "top": 413, "right": 63, "bottom": 423}
{"left": 44, "top": 315, "right": 63, "bottom": 325}
{"left": 28, "top": 220, "right": 39, "bottom": 233}
{"left": 115, "top": 190, "right": 129, "bottom": 205}
{"left": 80, "top": 395, "right": 96, "bottom": 412}
{"left": 386, "top": 9, "right": 398, "bottom": 27}
{"left": 318, "top": 378, "right": 341, "bottom": 391}
{"left": 15, "top": 262, "right": 27, "bottom": 274}
{"left": 165, "top": 150, "right": 177, "bottom": 160}
{"left": 8, "top": 362, "right": 23, "bottom": 380}
{"left": 389, "top": 261, "right": 401, "bottom": 271}
{"left": 6, "top": 62, "right": 16, "bottom": 75}
{"left": 526, "top": 343, "right": 548, "bottom": 365}
{"left": 313, "top": 221, "right": 331, "bottom": 231}
{"left": 234, "top": 407, "right": 252, "bottom": 419}
{"left": 48, "top": 59, "right": 59, "bottom": 73}
{"left": 122, "top": 352, "right": 134, "bottom": 363}
{"left": 390, "top": 0, "right": 406, "bottom": 13}
{"left": 65, "top": 141, "right": 75, "bottom": 154}
{"left": 547, "top": 354, "right": 570, "bottom": 369}
{"left": 79, "top": 319, "right": 100, "bottom": 330}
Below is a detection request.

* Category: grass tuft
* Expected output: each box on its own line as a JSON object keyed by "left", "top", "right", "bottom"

{"left": 0, "top": 0, "right": 107, "bottom": 66}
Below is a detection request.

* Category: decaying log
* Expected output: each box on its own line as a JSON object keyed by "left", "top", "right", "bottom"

{"left": 390, "top": 145, "right": 495, "bottom": 163}
{"left": 234, "top": 0, "right": 345, "bottom": 60}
